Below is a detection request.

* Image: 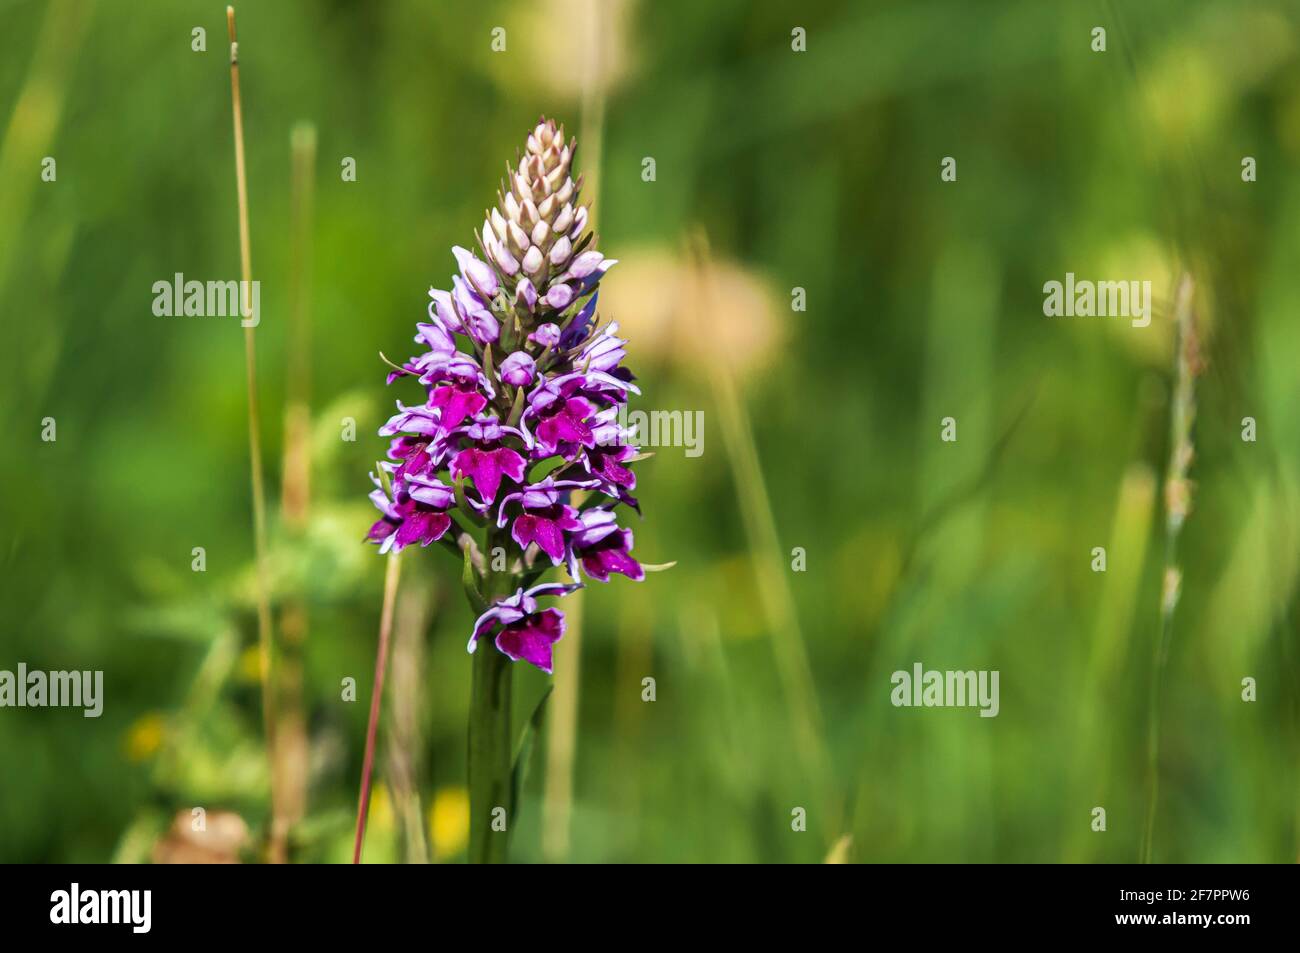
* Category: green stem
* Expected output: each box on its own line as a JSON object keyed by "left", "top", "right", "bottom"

{"left": 468, "top": 525, "right": 515, "bottom": 864}
{"left": 468, "top": 627, "right": 513, "bottom": 863}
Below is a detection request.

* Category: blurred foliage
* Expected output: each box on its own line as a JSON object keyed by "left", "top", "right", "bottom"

{"left": 1, "top": 0, "right": 1298, "bottom": 863}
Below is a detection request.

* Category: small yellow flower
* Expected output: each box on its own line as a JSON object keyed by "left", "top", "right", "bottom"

{"left": 124, "top": 712, "right": 166, "bottom": 762}
{"left": 428, "top": 786, "right": 470, "bottom": 861}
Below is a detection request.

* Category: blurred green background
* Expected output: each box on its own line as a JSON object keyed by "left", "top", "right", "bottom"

{"left": 1, "top": 0, "right": 1298, "bottom": 863}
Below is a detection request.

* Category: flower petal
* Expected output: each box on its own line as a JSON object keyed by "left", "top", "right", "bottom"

{"left": 494, "top": 609, "right": 565, "bottom": 673}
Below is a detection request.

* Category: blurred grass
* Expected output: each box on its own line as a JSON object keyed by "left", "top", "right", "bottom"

{"left": 1, "top": 0, "right": 1298, "bottom": 862}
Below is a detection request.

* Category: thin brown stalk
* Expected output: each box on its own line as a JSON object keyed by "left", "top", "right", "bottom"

{"left": 226, "top": 6, "right": 279, "bottom": 858}
{"left": 354, "top": 552, "right": 403, "bottom": 864}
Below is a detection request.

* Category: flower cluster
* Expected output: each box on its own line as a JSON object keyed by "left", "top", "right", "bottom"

{"left": 368, "top": 118, "right": 648, "bottom": 675}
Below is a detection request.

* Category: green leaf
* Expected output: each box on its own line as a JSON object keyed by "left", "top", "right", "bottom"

{"left": 509, "top": 685, "right": 553, "bottom": 819}
{"left": 375, "top": 461, "right": 394, "bottom": 498}
{"left": 527, "top": 454, "right": 568, "bottom": 483}
{"left": 506, "top": 384, "right": 527, "bottom": 428}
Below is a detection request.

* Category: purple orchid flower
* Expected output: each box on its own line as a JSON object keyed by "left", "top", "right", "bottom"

{"left": 566, "top": 508, "right": 644, "bottom": 583}
{"left": 532, "top": 395, "right": 596, "bottom": 458}
{"left": 449, "top": 416, "right": 528, "bottom": 504}
{"left": 452, "top": 274, "right": 500, "bottom": 345}
{"left": 584, "top": 407, "right": 638, "bottom": 492}
{"left": 428, "top": 288, "right": 464, "bottom": 334}
{"left": 366, "top": 467, "right": 454, "bottom": 554}
{"left": 411, "top": 324, "right": 494, "bottom": 395}
{"left": 419, "top": 352, "right": 492, "bottom": 395}
{"left": 576, "top": 321, "right": 628, "bottom": 373}
{"left": 522, "top": 375, "right": 601, "bottom": 457}
{"left": 427, "top": 381, "right": 488, "bottom": 432}
{"left": 525, "top": 373, "right": 638, "bottom": 454}
{"left": 556, "top": 252, "right": 617, "bottom": 298}
{"left": 467, "top": 582, "right": 583, "bottom": 674}
{"left": 380, "top": 400, "right": 442, "bottom": 438}
{"left": 417, "top": 314, "right": 456, "bottom": 356}
{"left": 387, "top": 435, "right": 438, "bottom": 482}
{"left": 496, "top": 476, "right": 599, "bottom": 564}
{"left": 368, "top": 117, "right": 664, "bottom": 682}
{"left": 431, "top": 263, "right": 500, "bottom": 348}
{"left": 386, "top": 314, "right": 461, "bottom": 386}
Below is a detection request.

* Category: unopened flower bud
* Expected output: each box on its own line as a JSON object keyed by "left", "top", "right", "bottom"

{"left": 545, "top": 284, "right": 575, "bottom": 311}
{"left": 500, "top": 351, "right": 536, "bottom": 387}
{"left": 522, "top": 246, "right": 545, "bottom": 276}
{"left": 529, "top": 322, "right": 561, "bottom": 348}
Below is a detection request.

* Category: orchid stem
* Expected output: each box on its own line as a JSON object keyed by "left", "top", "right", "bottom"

{"left": 468, "top": 634, "right": 513, "bottom": 863}
{"left": 468, "top": 526, "right": 515, "bottom": 863}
